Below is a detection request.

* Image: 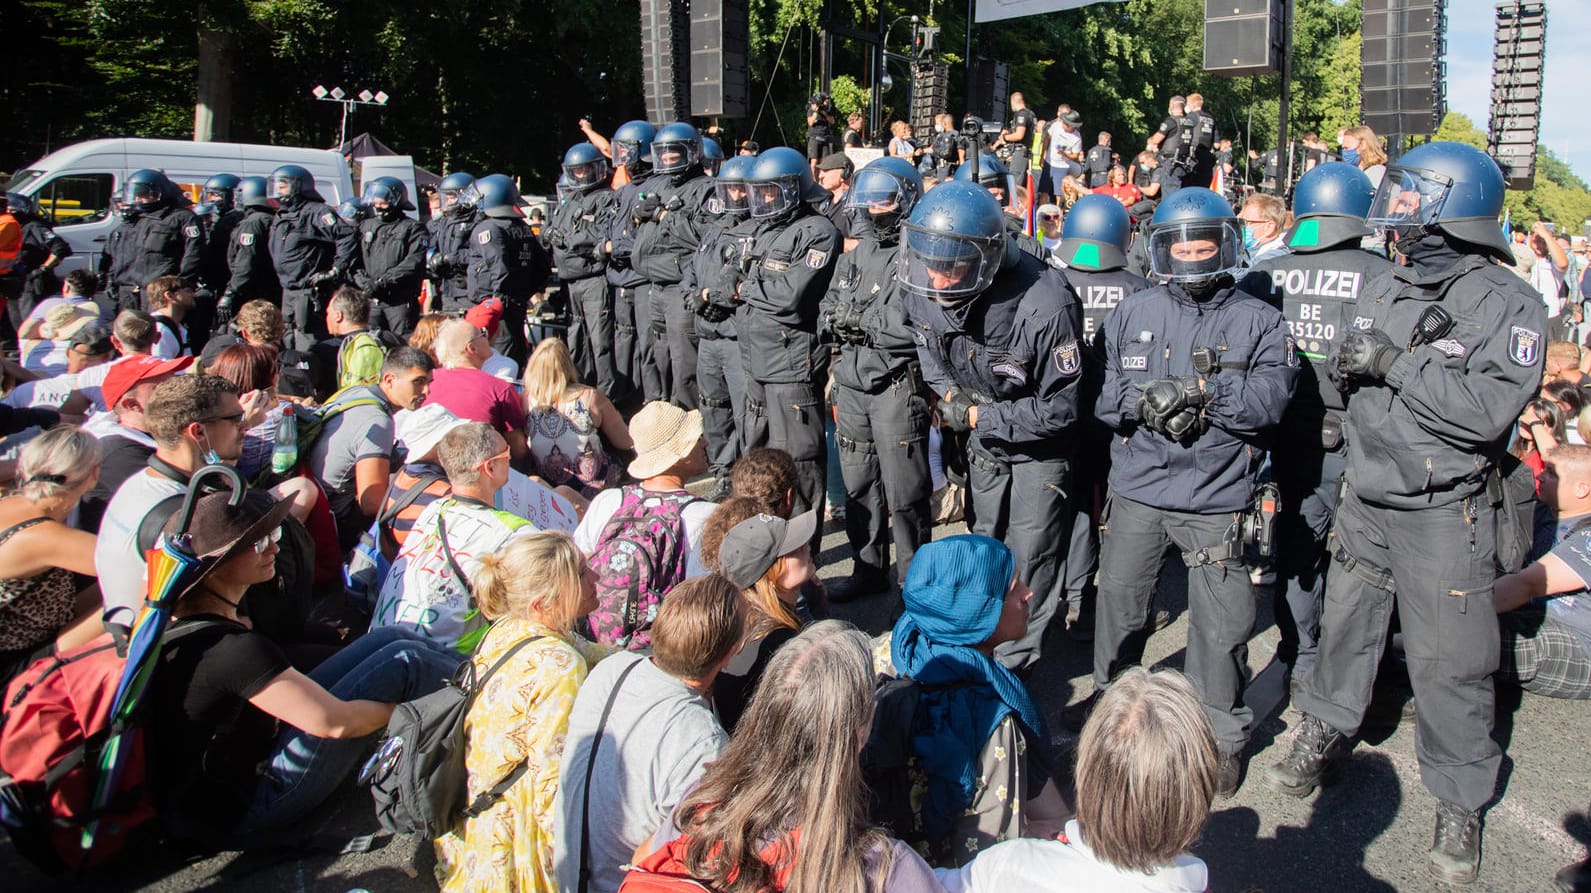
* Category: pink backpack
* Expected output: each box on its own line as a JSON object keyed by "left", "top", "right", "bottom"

{"left": 585, "top": 486, "right": 701, "bottom": 649}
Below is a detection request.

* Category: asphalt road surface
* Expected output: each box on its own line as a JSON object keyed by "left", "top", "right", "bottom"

{"left": 6, "top": 517, "right": 1588, "bottom": 892}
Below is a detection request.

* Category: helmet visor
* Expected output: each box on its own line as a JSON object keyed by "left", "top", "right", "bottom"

{"left": 563, "top": 159, "right": 609, "bottom": 188}
{"left": 651, "top": 140, "right": 696, "bottom": 175}
{"left": 847, "top": 168, "right": 908, "bottom": 214}
{"left": 361, "top": 181, "right": 395, "bottom": 207}
{"left": 613, "top": 141, "right": 642, "bottom": 170}
{"left": 714, "top": 179, "right": 749, "bottom": 216}
{"left": 1147, "top": 221, "right": 1244, "bottom": 282}
{"left": 457, "top": 182, "right": 485, "bottom": 210}
{"left": 269, "top": 174, "right": 300, "bottom": 199}
{"left": 897, "top": 224, "right": 1003, "bottom": 302}
{"left": 124, "top": 181, "right": 162, "bottom": 206}
{"left": 203, "top": 188, "right": 231, "bottom": 205}
{"left": 1366, "top": 165, "right": 1450, "bottom": 230}
{"left": 749, "top": 178, "right": 799, "bottom": 219}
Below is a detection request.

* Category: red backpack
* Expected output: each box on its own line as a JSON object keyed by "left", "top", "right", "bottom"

{"left": 0, "top": 622, "right": 223, "bottom": 873}
{"left": 618, "top": 831, "right": 793, "bottom": 893}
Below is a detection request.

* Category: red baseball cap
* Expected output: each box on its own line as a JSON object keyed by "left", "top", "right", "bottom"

{"left": 464, "top": 298, "right": 504, "bottom": 338}
{"left": 101, "top": 354, "right": 196, "bottom": 410}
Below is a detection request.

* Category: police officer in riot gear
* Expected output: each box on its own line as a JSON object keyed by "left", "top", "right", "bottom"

{"left": 1089, "top": 188, "right": 1296, "bottom": 795}
{"left": 465, "top": 173, "right": 548, "bottom": 365}
{"left": 605, "top": 120, "right": 659, "bottom": 409}
{"left": 1238, "top": 162, "right": 1391, "bottom": 684}
{"left": 683, "top": 154, "right": 757, "bottom": 497}
{"left": 548, "top": 143, "right": 618, "bottom": 393}
{"left": 1181, "top": 93, "right": 1219, "bottom": 189}
{"left": 821, "top": 157, "right": 933, "bottom": 601}
{"left": 953, "top": 156, "right": 1045, "bottom": 259}
{"left": 98, "top": 168, "right": 205, "bottom": 318}
{"left": 0, "top": 192, "right": 71, "bottom": 338}
{"left": 427, "top": 171, "right": 478, "bottom": 313}
{"left": 189, "top": 172, "right": 243, "bottom": 347}
{"left": 738, "top": 147, "right": 841, "bottom": 544}
{"left": 701, "top": 137, "right": 726, "bottom": 175}
{"left": 353, "top": 177, "right": 428, "bottom": 336}
{"left": 222, "top": 176, "right": 280, "bottom": 317}
{"left": 633, "top": 121, "right": 717, "bottom": 409}
{"left": 903, "top": 180, "right": 1086, "bottom": 671}
{"left": 1052, "top": 194, "right": 1151, "bottom": 638}
{"left": 268, "top": 164, "right": 357, "bottom": 350}
{"left": 1266, "top": 142, "right": 1547, "bottom": 886}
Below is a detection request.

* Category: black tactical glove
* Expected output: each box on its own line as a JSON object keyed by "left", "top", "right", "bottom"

{"left": 1336, "top": 329, "right": 1399, "bottom": 381}
{"left": 1160, "top": 406, "right": 1206, "bottom": 442}
{"left": 308, "top": 269, "right": 339, "bottom": 288}
{"left": 940, "top": 390, "right": 977, "bottom": 433}
{"left": 633, "top": 194, "right": 662, "bottom": 226}
{"left": 1137, "top": 377, "right": 1206, "bottom": 432}
{"left": 827, "top": 302, "right": 867, "bottom": 345}
{"left": 214, "top": 292, "right": 236, "bottom": 328}
{"left": 609, "top": 248, "right": 632, "bottom": 271}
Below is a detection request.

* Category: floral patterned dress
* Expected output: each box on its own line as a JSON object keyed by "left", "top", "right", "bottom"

{"left": 433, "top": 618, "right": 614, "bottom": 892}
{"left": 527, "top": 390, "right": 620, "bottom": 499}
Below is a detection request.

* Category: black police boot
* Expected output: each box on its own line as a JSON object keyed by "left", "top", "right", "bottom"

{"left": 1429, "top": 800, "right": 1482, "bottom": 885}
{"left": 1264, "top": 713, "right": 1347, "bottom": 798}
{"left": 705, "top": 476, "right": 733, "bottom": 503}
{"left": 827, "top": 565, "right": 892, "bottom": 604}
{"left": 1216, "top": 751, "right": 1244, "bottom": 800}
{"left": 1554, "top": 855, "right": 1591, "bottom": 892}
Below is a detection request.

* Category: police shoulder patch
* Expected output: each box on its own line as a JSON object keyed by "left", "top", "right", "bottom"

{"left": 1509, "top": 325, "right": 1541, "bottom": 367}
{"left": 183, "top": 225, "right": 200, "bottom": 239}
{"left": 805, "top": 248, "right": 830, "bottom": 269}
{"left": 1353, "top": 316, "right": 1375, "bottom": 331}
{"left": 321, "top": 212, "right": 337, "bottom": 227}
{"left": 1053, "top": 339, "right": 1081, "bottom": 376}
{"left": 477, "top": 230, "right": 492, "bottom": 244}
{"left": 238, "top": 232, "right": 254, "bottom": 246}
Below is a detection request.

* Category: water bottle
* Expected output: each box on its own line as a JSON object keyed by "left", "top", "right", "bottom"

{"left": 271, "top": 405, "right": 298, "bottom": 474}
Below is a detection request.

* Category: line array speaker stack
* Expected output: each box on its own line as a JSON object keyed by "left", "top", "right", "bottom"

{"left": 965, "top": 58, "right": 1009, "bottom": 127}
{"left": 1360, "top": 0, "right": 1446, "bottom": 138}
{"left": 1203, "top": 0, "right": 1283, "bottom": 76}
{"left": 642, "top": 0, "right": 691, "bottom": 124}
{"left": 691, "top": 0, "right": 750, "bottom": 118}
{"left": 1488, "top": 1, "right": 1546, "bottom": 189}
{"left": 911, "top": 60, "right": 948, "bottom": 140}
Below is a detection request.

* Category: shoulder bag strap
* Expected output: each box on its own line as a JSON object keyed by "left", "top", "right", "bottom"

{"left": 455, "top": 633, "right": 549, "bottom": 818}
{"left": 579, "top": 657, "right": 645, "bottom": 893}
{"left": 437, "top": 507, "right": 469, "bottom": 586}
{"left": 0, "top": 516, "right": 47, "bottom": 545}
{"left": 378, "top": 472, "right": 446, "bottom": 526}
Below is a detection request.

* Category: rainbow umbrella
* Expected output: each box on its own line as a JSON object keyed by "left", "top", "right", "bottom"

{"left": 83, "top": 464, "right": 246, "bottom": 850}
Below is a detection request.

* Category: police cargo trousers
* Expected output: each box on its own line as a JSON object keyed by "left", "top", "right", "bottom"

{"left": 662, "top": 283, "right": 699, "bottom": 410}
{"left": 635, "top": 283, "right": 669, "bottom": 404}
{"left": 696, "top": 332, "right": 745, "bottom": 478}
{"left": 744, "top": 378, "right": 827, "bottom": 554}
{"left": 282, "top": 287, "right": 324, "bottom": 352}
{"left": 566, "top": 275, "right": 616, "bottom": 399}
{"left": 835, "top": 379, "right": 933, "bottom": 584}
{"left": 369, "top": 296, "right": 419, "bottom": 338}
{"left": 967, "top": 435, "right": 1073, "bottom": 671}
{"left": 1295, "top": 490, "right": 1502, "bottom": 812}
{"left": 1093, "top": 494, "right": 1256, "bottom": 755}
{"left": 612, "top": 285, "right": 641, "bottom": 410}
{"left": 1273, "top": 438, "right": 1348, "bottom": 678}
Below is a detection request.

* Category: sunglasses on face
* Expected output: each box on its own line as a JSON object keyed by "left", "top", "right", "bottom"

{"left": 198, "top": 411, "right": 246, "bottom": 426}
{"left": 253, "top": 527, "right": 283, "bottom": 554}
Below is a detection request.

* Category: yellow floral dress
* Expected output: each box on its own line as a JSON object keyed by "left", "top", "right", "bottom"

{"left": 433, "top": 617, "right": 614, "bottom": 892}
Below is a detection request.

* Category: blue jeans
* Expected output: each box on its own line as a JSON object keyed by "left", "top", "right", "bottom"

{"left": 237, "top": 626, "right": 461, "bottom": 833}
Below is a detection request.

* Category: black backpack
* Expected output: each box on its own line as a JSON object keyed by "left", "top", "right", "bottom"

{"left": 363, "top": 632, "right": 544, "bottom": 836}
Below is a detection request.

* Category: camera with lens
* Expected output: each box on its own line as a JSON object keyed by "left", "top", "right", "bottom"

{"left": 809, "top": 93, "right": 833, "bottom": 114}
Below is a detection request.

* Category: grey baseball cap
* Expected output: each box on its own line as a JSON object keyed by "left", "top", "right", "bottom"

{"left": 717, "top": 510, "right": 818, "bottom": 589}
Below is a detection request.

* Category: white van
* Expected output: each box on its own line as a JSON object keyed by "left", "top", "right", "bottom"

{"left": 3, "top": 138, "right": 358, "bottom": 276}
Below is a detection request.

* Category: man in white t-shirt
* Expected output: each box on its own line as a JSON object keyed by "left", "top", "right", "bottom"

{"left": 1046, "top": 109, "right": 1085, "bottom": 187}
{"left": 1528, "top": 220, "right": 1570, "bottom": 335}
{"left": 145, "top": 275, "right": 196, "bottom": 358}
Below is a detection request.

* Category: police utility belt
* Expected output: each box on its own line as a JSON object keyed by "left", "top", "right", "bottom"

{"left": 1182, "top": 482, "right": 1280, "bottom": 569}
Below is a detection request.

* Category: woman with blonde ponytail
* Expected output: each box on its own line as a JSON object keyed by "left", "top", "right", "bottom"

{"left": 434, "top": 530, "right": 613, "bottom": 893}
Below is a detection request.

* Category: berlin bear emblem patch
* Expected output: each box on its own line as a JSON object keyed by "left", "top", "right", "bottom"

{"left": 1509, "top": 326, "right": 1541, "bottom": 367}
{"left": 1053, "top": 339, "right": 1081, "bottom": 376}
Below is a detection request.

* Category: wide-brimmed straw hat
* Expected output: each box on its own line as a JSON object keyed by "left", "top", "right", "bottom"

{"left": 627, "top": 401, "right": 704, "bottom": 479}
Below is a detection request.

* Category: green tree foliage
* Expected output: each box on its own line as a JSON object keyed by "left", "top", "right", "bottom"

{"left": 1434, "top": 113, "right": 1591, "bottom": 232}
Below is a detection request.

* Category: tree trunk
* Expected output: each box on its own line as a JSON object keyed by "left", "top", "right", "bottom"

{"left": 194, "top": 25, "right": 235, "bottom": 142}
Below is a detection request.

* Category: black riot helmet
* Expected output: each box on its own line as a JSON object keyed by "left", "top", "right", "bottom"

{"left": 4, "top": 192, "right": 36, "bottom": 219}
{"left": 362, "top": 176, "right": 415, "bottom": 216}
{"left": 122, "top": 169, "right": 170, "bottom": 216}
{"left": 712, "top": 155, "right": 756, "bottom": 221}
{"left": 611, "top": 120, "right": 658, "bottom": 176}
{"left": 236, "top": 176, "right": 273, "bottom": 212}
{"left": 1145, "top": 187, "right": 1244, "bottom": 295}
{"left": 745, "top": 147, "right": 828, "bottom": 223}
{"left": 898, "top": 180, "right": 1008, "bottom": 308}
{"left": 200, "top": 173, "right": 240, "bottom": 216}
{"left": 649, "top": 122, "right": 702, "bottom": 177}
{"left": 561, "top": 143, "right": 611, "bottom": 191}
{"left": 1057, "top": 194, "right": 1132, "bottom": 272}
{"left": 1286, "top": 161, "right": 1374, "bottom": 253}
{"left": 844, "top": 156, "right": 924, "bottom": 243}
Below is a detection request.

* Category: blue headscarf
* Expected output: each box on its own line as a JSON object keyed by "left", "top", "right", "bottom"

{"left": 889, "top": 535, "right": 1055, "bottom": 844}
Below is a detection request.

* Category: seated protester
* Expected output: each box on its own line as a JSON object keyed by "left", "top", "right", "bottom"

{"left": 94, "top": 373, "right": 267, "bottom": 628}
{"left": 1090, "top": 165, "right": 1143, "bottom": 213}
{"left": 630, "top": 620, "right": 944, "bottom": 892}
{"left": 208, "top": 343, "right": 286, "bottom": 480}
{"left": 374, "top": 421, "right": 538, "bottom": 651}
{"left": 729, "top": 447, "right": 829, "bottom": 622}
{"left": 199, "top": 299, "right": 286, "bottom": 370}
{"left": 2, "top": 319, "right": 116, "bottom": 421}
{"left": 936, "top": 667, "right": 1215, "bottom": 892}
{"left": 76, "top": 354, "right": 195, "bottom": 532}
{"left": 148, "top": 491, "right": 459, "bottom": 845}
{"left": 433, "top": 531, "right": 613, "bottom": 892}
{"left": 407, "top": 311, "right": 451, "bottom": 366}
{"left": 309, "top": 285, "right": 404, "bottom": 401}
{"left": 17, "top": 269, "right": 101, "bottom": 340}
{"left": 21, "top": 303, "right": 100, "bottom": 375}
{"left": 304, "top": 345, "right": 434, "bottom": 553}
{"left": 1515, "top": 398, "right": 1567, "bottom": 490}
{"left": 424, "top": 317, "right": 530, "bottom": 466}
{"left": 574, "top": 402, "right": 717, "bottom": 649}
{"left": 464, "top": 298, "right": 523, "bottom": 381}
{"left": 110, "top": 308, "right": 161, "bottom": 359}
{"left": 0, "top": 427, "right": 105, "bottom": 683}
{"left": 522, "top": 336, "right": 632, "bottom": 499}
{"left": 877, "top": 535, "right": 1067, "bottom": 865}
{"left": 1496, "top": 444, "right": 1591, "bottom": 700}
{"left": 383, "top": 403, "right": 464, "bottom": 558}
{"left": 144, "top": 274, "right": 197, "bottom": 358}
{"left": 704, "top": 504, "right": 817, "bottom": 732}
{"left": 1544, "top": 380, "right": 1587, "bottom": 445}
{"left": 552, "top": 574, "right": 747, "bottom": 893}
